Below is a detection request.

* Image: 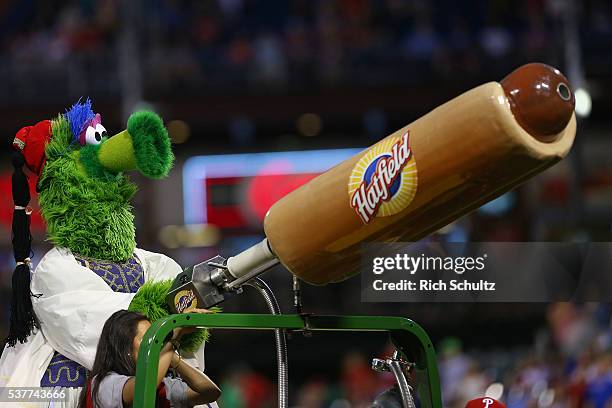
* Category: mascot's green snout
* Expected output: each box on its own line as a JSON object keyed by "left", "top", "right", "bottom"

{"left": 80, "top": 110, "right": 173, "bottom": 180}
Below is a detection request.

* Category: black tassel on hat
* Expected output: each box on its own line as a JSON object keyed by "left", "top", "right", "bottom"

{"left": 6, "top": 150, "right": 36, "bottom": 346}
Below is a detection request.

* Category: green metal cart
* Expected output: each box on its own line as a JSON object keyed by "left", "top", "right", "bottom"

{"left": 133, "top": 313, "right": 443, "bottom": 408}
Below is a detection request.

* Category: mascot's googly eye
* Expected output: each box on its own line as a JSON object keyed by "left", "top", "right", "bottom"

{"left": 85, "top": 126, "right": 103, "bottom": 145}
{"left": 95, "top": 123, "right": 108, "bottom": 139}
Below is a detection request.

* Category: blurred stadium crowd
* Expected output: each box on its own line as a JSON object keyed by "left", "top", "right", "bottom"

{"left": 1, "top": 0, "right": 611, "bottom": 98}
{"left": 0, "top": 0, "right": 611, "bottom": 407}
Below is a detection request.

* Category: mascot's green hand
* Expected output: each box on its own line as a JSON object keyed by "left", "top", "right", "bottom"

{"left": 128, "top": 280, "right": 219, "bottom": 353}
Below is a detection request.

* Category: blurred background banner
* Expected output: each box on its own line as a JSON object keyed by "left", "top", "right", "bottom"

{"left": 182, "top": 148, "right": 360, "bottom": 226}
{"left": 0, "top": 1, "right": 610, "bottom": 407}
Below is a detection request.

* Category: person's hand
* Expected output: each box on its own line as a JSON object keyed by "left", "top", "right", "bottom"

{"left": 190, "top": 308, "right": 214, "bottom": 314}
{"left": 172, "top": 308, "right": 213, "bottom": 339}
{"left": 170, "top": 351, "right": 181, "bottom": 369}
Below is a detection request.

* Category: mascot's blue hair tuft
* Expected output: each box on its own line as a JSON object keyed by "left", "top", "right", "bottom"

{"left": 65, "top": 97, "right": 95, "bottom": 142}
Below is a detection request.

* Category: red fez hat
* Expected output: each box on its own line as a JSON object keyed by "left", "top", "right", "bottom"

{"left": 465, "top": 397, "right": 506, "bottom": 408}
{"left": 12, "top": 120, "right": 52, "bottom": 177}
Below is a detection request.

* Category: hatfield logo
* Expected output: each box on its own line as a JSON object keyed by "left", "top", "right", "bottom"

{"left": 348, "top": 131, "right": 418, "bottom": 223}
{"left": 174, "top": 289, "right": 197, "bottom": 313}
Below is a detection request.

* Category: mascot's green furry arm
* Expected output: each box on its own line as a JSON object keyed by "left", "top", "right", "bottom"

{"left": 127, "top": 280, "right": 211, "bottom": 352}
{"left": 7, "top": 99, "right": 208, "bottom": 354}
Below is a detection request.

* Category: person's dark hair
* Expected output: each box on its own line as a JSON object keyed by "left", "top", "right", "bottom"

{"left": 78, "top": 310, "right": 149, "bottom": 408}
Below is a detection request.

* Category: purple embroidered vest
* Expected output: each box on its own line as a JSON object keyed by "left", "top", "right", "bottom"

{"left": 40, "top": 254, "right": 144, "bottom": 388}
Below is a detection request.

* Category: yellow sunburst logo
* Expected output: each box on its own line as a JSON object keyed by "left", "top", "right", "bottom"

{"left": 174, "top": 289, "right": 198, "bottom": 313}
{"left": 348, "top": 131, "right": 417, "bottom": 223}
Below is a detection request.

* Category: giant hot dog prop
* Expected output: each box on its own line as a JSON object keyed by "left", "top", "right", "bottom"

{"left": 255, "top": 63, "right": 576, "bottom": 285}
{"left": 168, "top": 63, "right": 577, "bottom": 310}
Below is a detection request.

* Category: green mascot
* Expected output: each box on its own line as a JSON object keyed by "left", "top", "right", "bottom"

{"left": 0, "top": 99, "right": 212, "bottom": 407}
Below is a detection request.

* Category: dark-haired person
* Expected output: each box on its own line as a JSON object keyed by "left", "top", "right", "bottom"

{"left": 79, "top": 309, "right": 221, "bottom": 408}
